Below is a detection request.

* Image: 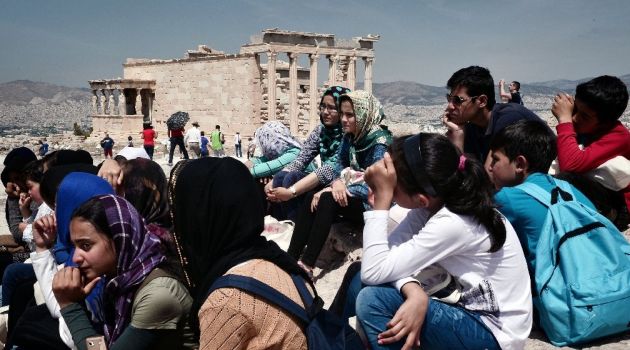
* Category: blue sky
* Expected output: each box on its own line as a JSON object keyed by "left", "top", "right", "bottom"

{"left": 1, "top": 0, "right": 629, "bottom": 88}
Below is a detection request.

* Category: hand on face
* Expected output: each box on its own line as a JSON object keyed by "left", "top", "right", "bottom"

{"left": 52, "top": 266, "right": 101, "bottom": 309}
{"left": 364, "top": 152, "right": 397, "bottom": 210}
{"left": 97, "top": 159, "right": 124, "bottom": 192}
{"left": 5, "top": 182, "right": 21, "bottom": 199}
{"left": 33, "top": 213, "right": 57, "bottom": 251}
{"left": 551, "top": 93, "right": 574, "bottom": 124}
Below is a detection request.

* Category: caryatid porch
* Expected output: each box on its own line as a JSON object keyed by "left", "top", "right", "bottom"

{"left": 88, "top": 79, "right": 156, "bottom": 138}
{"left": 241, "top": 29, "right": 379, "bottom": 133}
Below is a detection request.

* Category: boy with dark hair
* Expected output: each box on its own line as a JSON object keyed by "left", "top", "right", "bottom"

{"left": 552, "top": 75, "right": 630, "bottom": 218}
{"left": 443, "top": 66, "right": 541, "bottom": 167}
{"left": 489, "top": 120, "right": 594, "bottom": 273}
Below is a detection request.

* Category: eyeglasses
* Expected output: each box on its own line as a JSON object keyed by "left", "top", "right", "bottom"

{"left": 319, "top": 104, "right": 338, "bottom": 114}
{"left": 446, "top": 94, "right": 478, "bottom": 106}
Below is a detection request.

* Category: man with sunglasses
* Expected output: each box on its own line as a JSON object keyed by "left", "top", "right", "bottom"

{"left": 442, "top": 66, "right": 544, "bottom": 171}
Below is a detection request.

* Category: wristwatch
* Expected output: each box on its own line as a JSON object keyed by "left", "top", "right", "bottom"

{"left": 289, "top": 185, "right": 297, "bottom": 198}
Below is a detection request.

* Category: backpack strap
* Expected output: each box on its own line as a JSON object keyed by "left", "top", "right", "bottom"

{"left": 207, "top": 274, "right": 309, "bottom": 325}
{"left": 290, "top": 274, "right": 325, "bottom": 320}
{"left": 516, "top": 182, "right": 553, "bottom": 208}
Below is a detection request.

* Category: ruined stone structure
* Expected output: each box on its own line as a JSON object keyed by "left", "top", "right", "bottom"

{"left": 88, "top": 29, "right": 378, "bottom": 143}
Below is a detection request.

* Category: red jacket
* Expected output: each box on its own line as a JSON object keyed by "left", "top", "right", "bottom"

{"left": 557, "top": 121, "right": 630, "bottom": 211}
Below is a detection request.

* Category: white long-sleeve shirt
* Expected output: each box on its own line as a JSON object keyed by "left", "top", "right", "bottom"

{"left": 31, "top": 250, "right": 77, "bottom": 349}
{"left": 361, "top": 208, "right": 532, "bottom": 350}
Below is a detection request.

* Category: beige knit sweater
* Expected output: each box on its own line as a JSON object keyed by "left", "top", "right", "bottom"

{"left": 198, "top": 259, "right": 308, "bottom": 350}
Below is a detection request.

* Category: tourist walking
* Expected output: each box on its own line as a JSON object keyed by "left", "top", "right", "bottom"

{"left": 168, "top": 126, "right": 189, "bottom": 166}
{"left": 210, "top": 125, "right": 225, "bottom": 157}
{"left": 141, "top": 123, "right": 157, "bottom": 160}
{"left": 184, "top": 122, "right": 202, "bottom": 158}
{"left": 100, "top": 133, "right": 115, "bottom": 159}
{"left": 38, "top": 139, "right": 49, "bottom": 157}
{"left": 234, "top": 132, "right": 242, "bottom": 158}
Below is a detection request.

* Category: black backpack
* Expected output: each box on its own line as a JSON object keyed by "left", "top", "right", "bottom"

{"left": 208, "top": 274, "right": 364, "bottom": 350}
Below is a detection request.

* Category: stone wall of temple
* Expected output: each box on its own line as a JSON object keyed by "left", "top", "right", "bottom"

{"left": 122, "top": 55, "right": 263, "bottom": 139}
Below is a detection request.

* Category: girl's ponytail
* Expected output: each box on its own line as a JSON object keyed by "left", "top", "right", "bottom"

{"left": 391, "top": 133, "right": 506, "bottom": 252}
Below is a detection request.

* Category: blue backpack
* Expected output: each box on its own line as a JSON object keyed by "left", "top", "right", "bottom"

{"left": 518, "top": 179, "right": 630, "bottom": 346}
{"left": 207, "top": 274, "right": 363, "bottom": 350}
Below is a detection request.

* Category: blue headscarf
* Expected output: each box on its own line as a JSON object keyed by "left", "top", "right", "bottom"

{"left": 53, "top": 173, "right": 114, "bottom": 265}
{"left": 53, "top": 173, "right": 114, "bottom": 324}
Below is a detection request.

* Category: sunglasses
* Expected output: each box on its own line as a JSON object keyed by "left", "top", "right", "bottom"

{"left": 446, "top": 94, "right": 478, "bottom": 106}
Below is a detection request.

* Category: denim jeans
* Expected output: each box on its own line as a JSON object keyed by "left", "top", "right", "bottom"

{"left": 1, "top": 262, "right": 36, "bottom": 306}
{"left": 356, "top": 285, "right": 500, "bottom": 350}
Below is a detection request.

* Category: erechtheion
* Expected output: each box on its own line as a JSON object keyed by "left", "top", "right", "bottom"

{"left": 87, "top": 29, "right": 379, "bottom": 142}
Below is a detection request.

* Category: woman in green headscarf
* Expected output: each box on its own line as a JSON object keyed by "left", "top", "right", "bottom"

{"left": 287, "top": 90, "right": 392, "bottom": 277}
{"left": 267, "top": 86, "right": 351, "bottom": 220}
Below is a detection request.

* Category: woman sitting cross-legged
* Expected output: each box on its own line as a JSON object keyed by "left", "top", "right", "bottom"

{"left": 52, "top": 195, "right": 192, "bottom": 350}
{"left": 287, "top": 90, "right": 392, "bottom": 279}
{"left": 355, "top": 134, "right": 532, "bottom": 350}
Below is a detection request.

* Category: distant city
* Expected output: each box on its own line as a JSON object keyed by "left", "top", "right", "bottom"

{"left": 1, "top": 77, "right": 629, "bottom": 139}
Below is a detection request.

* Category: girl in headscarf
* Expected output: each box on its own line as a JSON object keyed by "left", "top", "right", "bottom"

{"left": 267, "top": 86, "right": 351, "bottom": 220}
{"left": 52, "top": 195, "right": 192, "bottom": 350}
{"left": 288, "top": 90, "right": 392, "bottom": 278}
{"left": 170, "top": 157, "right": 312, "bottom": 349}
{"left": 248, "top": 121, "right": 313, "bottom": 178}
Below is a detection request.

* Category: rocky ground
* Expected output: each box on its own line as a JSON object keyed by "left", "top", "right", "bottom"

{"left": 1, "top": 153, "right": 629, "bottom": 349}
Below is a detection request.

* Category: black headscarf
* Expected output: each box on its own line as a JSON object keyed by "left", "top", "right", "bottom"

{"left": 170, "top": 157, "right": 309, "bottom": 313}
{"left": 122, "top": 158, "right": 171, "bottom": 228}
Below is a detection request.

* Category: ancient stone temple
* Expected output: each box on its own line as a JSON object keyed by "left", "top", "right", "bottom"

{"left": 88, "top": 29, "right": 379, "bottom": 142}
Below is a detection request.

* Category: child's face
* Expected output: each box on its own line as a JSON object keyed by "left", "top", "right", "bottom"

{"left": 572, "top": 99, "right": 600, "bottom": 135}
{"left": 71, "top": 218, "right": 117, "bottom": 281}
{"left": 488, "top": 149, "right": 520, "bottom": 190}
{"left": 26, "top": 180, "right": 43, "bottom": 205}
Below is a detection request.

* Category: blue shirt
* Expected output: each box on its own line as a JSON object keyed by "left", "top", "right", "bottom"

{"left": 495, "top": 173, "right": 595, "bottom": 274}
{"left": 464, "top": 103, "right": 543, "bottom": 161}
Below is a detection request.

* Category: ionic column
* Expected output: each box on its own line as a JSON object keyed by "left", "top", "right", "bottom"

{"left": 91, "top": 90, "right": 98, "bottom": 114}
{"left": 289, "top": 52, "right": 299, "bottom": 134}
{"left": 347, "top": 56, "right": 357, "bottom": 91}
{"left": 135, "top": 89, "right": 142, "bottom": 115}
{"left": 118, "top": 89, "right": 126, "bottom": 115}
{"left": 107, "top": 89, "right": 115, "bottom": 115}
{"left": 267, "top": 51, "right": 277, "bottom": 120}
{"left": 364, "top": 57, "right": 374, "bottom": 93}
{"left": 309, "top": 54, "right": 319, "bottom": 130}
{"left": 327, "top": 55, "right": 338, "bottom": 84}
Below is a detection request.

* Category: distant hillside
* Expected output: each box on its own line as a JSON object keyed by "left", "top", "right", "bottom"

{"left": 0, "top": 80, "right": 90, "bottom": 105}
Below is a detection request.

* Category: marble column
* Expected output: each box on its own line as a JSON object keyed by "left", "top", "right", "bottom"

{"left": 107, "top": 89, "right": 115, "bottom": 115}
{"left": 118, "top": 89, "right": 126, "bottom": 115}
{"left": 91, "top": 90, "right": 98, "bottom": 114}
{"left": 364, "top": 57, "right": 374, "bottom": 94}
{"left": 135, "top": 89, "right": 142, "bottom": 116}
{"left": 267, "top": 51, "right": 277, "bottom": 120}
{"left": 347, "top": 56, "right": 357, "bottom": 91}
{"left": 289, "top": 52, "right": 299, "bottom": 134}
{"left": 102, "top": 90, "right": 109, "bottom": 115}
{"left": 327, "top": 55, "right": 338, "bottom": 85}
{"left": 309, "top": 54, "right": 319, "bottom": 130}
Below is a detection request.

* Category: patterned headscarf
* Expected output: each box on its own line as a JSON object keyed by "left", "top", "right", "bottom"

{"left": 341, "top": 90, "right": 392, "bottom": 159}
{"left": 319, "top": 86, "right": 351, "bottom": 164}
{"left": 92, "top": 195, "right": 166, "bottom": 346}
{"left": 254, "top": 121, "right": 302, "bottom": 160}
